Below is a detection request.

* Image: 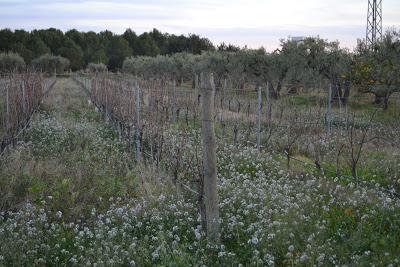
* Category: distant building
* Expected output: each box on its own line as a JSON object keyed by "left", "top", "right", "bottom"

{"left": 290, "top": 36, "right": 306, "bottom": 44}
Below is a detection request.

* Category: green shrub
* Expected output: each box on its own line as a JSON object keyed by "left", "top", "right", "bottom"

{"left": 87, "top": 62, "right": 107, "bottom": 73}
{"left": 0, "top": 52, "right": 26, "bottom": 72}
{"left": 31, "top": 54, "right": 70, "bottom": 74}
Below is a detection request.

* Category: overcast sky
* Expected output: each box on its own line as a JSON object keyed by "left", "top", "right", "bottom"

{"left": 0, "top": 0, "right": 399, "bottom": 50}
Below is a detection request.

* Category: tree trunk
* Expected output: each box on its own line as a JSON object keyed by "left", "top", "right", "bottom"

{"left": 276, "top": 80, "right": 283, "bottom": 98}
{"left": 342, "top": 80, "right": 351, "bottom": 105}
{"left": 373, "top": 93, "right": 389, "bottom": 110}
{"left": 335, "top": 155, "right": 341, "bottom": 177}
{"left": 332, "top": 77, "right": 342, "bottom": 103}
{"left": 373, "top": 93, "right": 384, "bottom": 104}
{"left": 268, "top": 81, "right": 279, "bottom": 99}
{"left": 383, "top": 94, "right": 389, "bottom": 110}
{"left": 233, "top": 125, "right": 238, "bottom": 145}
{"left": 351, "top": 163, "right": 357, "bottom": 182}
{"left": 286, "top": 151, "right": 290, "bottom": 170}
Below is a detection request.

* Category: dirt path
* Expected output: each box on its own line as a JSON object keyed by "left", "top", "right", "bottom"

{"left": 41, "top": 78, "right": 94, "bottom": 124}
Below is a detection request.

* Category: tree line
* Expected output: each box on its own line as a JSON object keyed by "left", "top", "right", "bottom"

{"left": 1, "top": 27, "right": 399, "bottom": 109}
{"left": 0, "top": 28, "right": 215, "bottom": 71}
{"left": 123, "top": 30, "right": 400, "bottom": 109}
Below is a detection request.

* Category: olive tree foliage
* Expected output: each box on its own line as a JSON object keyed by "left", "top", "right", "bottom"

{"left": 171, "top": 52, "right": 197, "bottom": 83}
{"left": 122, "top": 56, "right": 146, "bottom": 77}
{"left": 239, "top": 49, "right": 268, "bottom": 87}
{"left": 352, "top": 29, "right": 400, "bottom": 109}
{"left": 138, "top": 55, "right": 176, "bottom": 78}
{"left": 123, "top": 55, "right": 178, "bottom": 79}
{"left": 0, "top": 52, "right": 26, "bottom": 72}
{"left": 300, "top": 38, "right": 352, "bottom": 103}
{"left": 225, "top": 51, "right": 246, "bottom": 90}
{"left": 121, "top": 37, "right": 354, "bottom": 99}
{"left": 87, "top": 62, "right": 108, "bottom": 73}
{"left": 123, "top": 52, "right": 203, "bottom": 83}
{"left": 196, "top": 51, "right": 230, "bottom": 88}
{"left": 31, "top": 54, "right": 70, "bottom": 74}
{"left": 266, "top": 40, "right": 302, "bottom": 98}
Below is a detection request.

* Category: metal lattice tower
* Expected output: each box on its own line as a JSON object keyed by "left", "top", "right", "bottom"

{"left": 366, "top": 0, "right": 383, "bottom": 47}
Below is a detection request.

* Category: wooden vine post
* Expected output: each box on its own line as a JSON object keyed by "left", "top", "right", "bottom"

{"left": 326, "top": 84, "right": 332, "bottom": 135}
{"left": 135, "top": 81, "right": 142, "bottom": 161}
{"left": 220, "top": 77, "right": 227, "bottom": 130}
{"left": 172, "top": 79, "right": 177, "bottom": 123}
{"left": 105, "top": 80, "right": 108, "bottom": 120}
{"left": 256, "top": 85, "right": 262, "bottom": 150}
{"left": 22, "top": 80, "right": 26, "bottom": 116}
{"left": 6, "top": 83, "right": 9, "bottom": 133}
{"left": 200, "top": 72, "right": 220, "bottom": 244}
{"left": 266, "top": 81, "right": 271, "bottom": 122}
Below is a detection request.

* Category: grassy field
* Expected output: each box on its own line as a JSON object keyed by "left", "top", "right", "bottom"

{"left": 0, "top": 78, "right": 399, "bottom": 266}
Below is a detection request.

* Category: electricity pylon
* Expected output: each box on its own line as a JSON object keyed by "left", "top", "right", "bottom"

{"left": 366, "top": 0, "right": 383, "bottom": 47}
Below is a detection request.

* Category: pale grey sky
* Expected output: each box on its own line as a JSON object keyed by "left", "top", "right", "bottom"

{"left": 0, "top": 0, "right": 399, "bottom": 50}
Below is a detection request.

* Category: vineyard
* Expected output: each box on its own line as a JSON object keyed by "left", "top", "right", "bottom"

{"left": 72, "top": 70, "right": 400, "bottom": 187}
{"left": 0, "top": 40, "right": 400, "bottom": 265}
{"left": 0, "top": 71, "right": 56, "bottom": 156}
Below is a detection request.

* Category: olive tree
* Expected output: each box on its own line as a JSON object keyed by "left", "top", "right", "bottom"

{"left": 266, "top": 40, "right": 302, "bottom": 98}
{"left": 0, "top": 52, "right": 26, "bottom": 72}
{"left": 172, "top": 52, "right": 196, "bottom": 85}
{"left": 193, "top": 51, "right": 230, "bottom": 89}
{"left": 31, "top": 54, "right": 70, "bottom": 74}
{"left": 87, "top": 62, "right": 107, "bottom": 73}
{"left": 352, "top": 29, "right": 400, "bottom": 109}
{"left": 298, "top": 38, "right": 352, "bottom": 104}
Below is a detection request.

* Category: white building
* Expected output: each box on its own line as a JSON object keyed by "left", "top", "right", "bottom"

{"left": 290, "top": 36, "right": 306, "bottom": 43}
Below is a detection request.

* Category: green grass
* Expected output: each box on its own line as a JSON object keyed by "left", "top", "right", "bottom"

{"left": 286, "top": 95, "right": 321, "bottom": 107}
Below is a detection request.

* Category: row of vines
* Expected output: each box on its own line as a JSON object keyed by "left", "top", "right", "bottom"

{"left": 0, "top": 70, "right": 56, "bottom": 156}
{"left": 74, "top": 72, "right": 400, "bottom": 193}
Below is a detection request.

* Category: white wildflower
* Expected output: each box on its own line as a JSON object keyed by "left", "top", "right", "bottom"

{"left": 300, "top": 254, "right": 308, "bottom": 262}
{"left": 56, "top": 211, "right": 62, "bottom": 219}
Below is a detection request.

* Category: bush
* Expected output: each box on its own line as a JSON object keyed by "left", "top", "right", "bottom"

{"left": 87, "top": 62, "right": 108, "bottom": 73}
{"left": 31, "top": 54, "right": 70, "bottom": 74}
{"left": 0, "top": 52, "right": 26, "bottom": 72}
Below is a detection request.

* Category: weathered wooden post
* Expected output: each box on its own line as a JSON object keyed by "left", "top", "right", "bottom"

{"left": 127, "top": 126, "right": 131, "bottom": 153}
{"left": 6, "top": 83, "right": 9, "bottom": 133}
{"left": 256, "top": 85, "right": 262, "bottom": 150}
{"left": 326, "top": 84, "right": 332, "bottom": 135}
{"left": 105, "top": 80, "right": 108, "bottom": 120}
{"left": 221, "top": 77, "right": 227, "bottom": 109}
{"left": 195, "top": 74, "right": 199, "bottom": 89}
{"left": 172, "top": 79, "right": 177, "bottom": 123}
{"left": 135, "top": 81, "right": 141, "bottom": 161}
{"left": 266, "top": 81, "right": 271, "bottom": 122}
{"left": 200, "top": 72, "right": 220, "bottom": 244}
{"left": 22, "top": 80, "right": 26, "bottom": 117}
{"left": 94, "top": 75, "right": 98, "bottom": 104}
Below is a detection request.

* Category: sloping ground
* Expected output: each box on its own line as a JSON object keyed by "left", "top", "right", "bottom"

{"left": 0, "top": 78, "right": 399, "bottom": 266}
